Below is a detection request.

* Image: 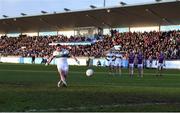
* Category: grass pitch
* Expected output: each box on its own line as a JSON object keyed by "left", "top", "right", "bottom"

{"left": 0, "top": 63, "right": 180, "bottom": 112}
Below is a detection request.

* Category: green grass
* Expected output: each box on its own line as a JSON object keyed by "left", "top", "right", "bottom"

{"left": 0, "top": 63, "right": 180, "bottom": 112}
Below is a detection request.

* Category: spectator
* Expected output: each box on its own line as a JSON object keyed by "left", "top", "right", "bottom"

{"left": 0, "top": 30, "right": 179, "bottom": 60}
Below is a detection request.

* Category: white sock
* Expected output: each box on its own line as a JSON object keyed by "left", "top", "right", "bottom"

{"left": 62, "top": 80, "right": 67, "bottom": 86}
{"left": 57, "top": 80, "right": 62, "bottom": 87}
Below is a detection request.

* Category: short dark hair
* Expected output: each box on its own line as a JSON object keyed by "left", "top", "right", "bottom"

{"left": 56, "top": 44, "right": 61, "bottom": 47}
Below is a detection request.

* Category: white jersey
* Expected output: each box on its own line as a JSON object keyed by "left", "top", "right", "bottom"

{"left": 106, "top": 52, "right": 115, "bottom": 66}
{"left": 115, "top": 53, "right": 122, "bottom": 66}
{"left": 106, "top": 53, "right": 114, "bottom": 61}
{"left": 53, "top": 49, "right": 69, "bottom": 71}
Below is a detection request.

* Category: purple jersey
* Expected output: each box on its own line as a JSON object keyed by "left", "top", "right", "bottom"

{"left": 159, "top": 53, "right": 164, "bottom": 63}
{"left": 129, "top": 52, "right": 135, "bottom": 64}
{"left": 137, "top": 53, "right": 143, "bottom": 64}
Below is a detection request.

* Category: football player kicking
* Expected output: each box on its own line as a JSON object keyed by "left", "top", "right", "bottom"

{"left": 46, "top": 44, "right": 80, "bottom": 87}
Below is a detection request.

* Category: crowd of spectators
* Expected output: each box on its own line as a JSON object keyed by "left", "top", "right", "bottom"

{"left": 113, "top": 30, "right": 180, "bottom": 59}
{"left": 0, "top": 30, "right": 179, "bottom": 59}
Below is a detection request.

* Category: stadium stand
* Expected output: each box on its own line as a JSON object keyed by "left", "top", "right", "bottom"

{"left": 0, "top": 30, "right": 179, "bottom": 59}
{"left": 0, "top": 0, "right": 179, "bottom": 62}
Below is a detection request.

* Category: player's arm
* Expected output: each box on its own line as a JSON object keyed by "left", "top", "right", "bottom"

{"left": 104, "top": 50, "right": 109, "bottom": 55}
{"left": 163, "top": 56, "right": 166, "bottom": 67}
{"left": 106, "top": 56, "right": 110, "bottom": 61}
{"left": 104, "top": 50, "right": 109, "bottom": 61}
{"left": 46, "top": 55, "right": 55, "bottom": 65}
{"left": 112, "top": 55, "right": 116, "bottom": 61}
{"left": 155, "top": 53, "right": 159, "bottom": 65}
{"left": 155, "top": 55, "right": 158, "bottom": 65}
{"left": 163, "top": 60, "right": 166, "bottom": 67}
{"left": 155, "top": 60, "right": 157, "bottom": 65}
{"left": 72, "top": 55, "right": 80, "bottom": 64}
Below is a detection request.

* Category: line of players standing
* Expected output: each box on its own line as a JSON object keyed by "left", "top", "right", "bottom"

{"left": 106, "top": 50, "right": 165, "bottom": 77}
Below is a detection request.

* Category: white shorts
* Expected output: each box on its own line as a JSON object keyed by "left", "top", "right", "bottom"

{"left": 57, "top": 64, "right": 69, "bottom": 72}
{"left": 107, "top": 61, "right": 114, "bottom": 66}
{"left": 129, "top": 63, "right": 134, "bottom": 68}
{"left": 158, "top": 63, "right": 163, "bottom": 69}
{"left": 115, "top": 61, "right": 121, "bottom": 67}
{"left": 138, "top": 64, "right": 143, "bottom": 68}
